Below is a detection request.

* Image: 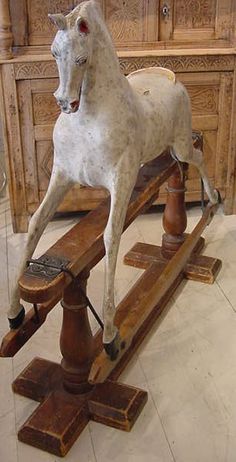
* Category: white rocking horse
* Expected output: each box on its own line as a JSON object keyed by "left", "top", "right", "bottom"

{"left": 8, "top": 0, "right": 218, "bottom": 359}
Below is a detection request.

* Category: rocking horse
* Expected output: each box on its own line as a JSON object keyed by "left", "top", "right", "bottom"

{"left": 0, "top": 0, "right": 221, "bottom": 457}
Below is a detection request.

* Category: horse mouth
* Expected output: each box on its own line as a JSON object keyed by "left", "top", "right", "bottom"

{"left": 69, "top": 87, "right": 82, "bottom": 113}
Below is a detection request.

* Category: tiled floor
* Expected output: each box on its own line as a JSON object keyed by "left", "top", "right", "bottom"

{"left": 0, "top": 198, "right": 236, "bottom": 462}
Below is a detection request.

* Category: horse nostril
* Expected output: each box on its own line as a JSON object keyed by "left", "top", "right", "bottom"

{"left": 57, "top": 99, "right": 68, "bottom": 111}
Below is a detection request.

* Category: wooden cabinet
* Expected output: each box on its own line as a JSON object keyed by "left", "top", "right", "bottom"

{"left": 0, "top": 0, "right": 236, "bottom": 232}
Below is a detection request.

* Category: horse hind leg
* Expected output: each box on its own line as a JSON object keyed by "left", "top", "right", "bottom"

{"left": 172, "top": 142, "right": 219, "bottom": 205}
{"left": 8, "top": 168, "right": 72, "bottom": 328}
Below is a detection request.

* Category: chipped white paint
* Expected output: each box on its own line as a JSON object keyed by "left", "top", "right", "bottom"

{"left": 8, "top": 0, "right": 218, "bottom": 351}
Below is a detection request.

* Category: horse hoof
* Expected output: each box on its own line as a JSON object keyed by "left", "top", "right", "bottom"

{"left": 104, "top": 332, "right": 121, "bottom": 361}
{"left": 211, "top": 189, "right": 221, "bottom": 205}
{"left": 8, "top": 305, "right": 25, "bottom": 329}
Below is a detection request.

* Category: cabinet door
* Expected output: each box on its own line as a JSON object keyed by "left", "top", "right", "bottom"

{"left": 17, "top": 78, "right": 109, "bottom": 215}
{"left": 159, "top": 0, "right": 233, "bottom": 45}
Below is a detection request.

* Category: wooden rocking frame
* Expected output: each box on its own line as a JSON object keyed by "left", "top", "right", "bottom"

{"left": 0, "top": 133, "right": 222, "bottom": 457}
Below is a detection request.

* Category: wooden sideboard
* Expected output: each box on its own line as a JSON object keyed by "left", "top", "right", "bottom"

{"left": 0, "top": 0, "right": 236, "bottom": 232}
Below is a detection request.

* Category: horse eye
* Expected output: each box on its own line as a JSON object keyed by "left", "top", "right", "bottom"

{"left": 75, "top": 56, "right": 87, "bottom": 66}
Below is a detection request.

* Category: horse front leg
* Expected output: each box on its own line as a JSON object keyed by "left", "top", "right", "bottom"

{"left": 102, "top": 168, "right": 138, "bottom": 360}
{"left": 8, "top": 168, "right": 72, "bottom": 328}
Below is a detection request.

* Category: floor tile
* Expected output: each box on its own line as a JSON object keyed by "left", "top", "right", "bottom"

{"left": 90, "top": 395, "right": 174, "bottom": 462}
{"left": 16, "top": 425, "right": 96, "bottom": 462}
{"left": 0, "top": 358, "right": 18, "bottom": 462}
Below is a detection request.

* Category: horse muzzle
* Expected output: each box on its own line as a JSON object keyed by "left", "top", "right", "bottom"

{"left": 55, "top": 86, "right": 82, "bottom": 114}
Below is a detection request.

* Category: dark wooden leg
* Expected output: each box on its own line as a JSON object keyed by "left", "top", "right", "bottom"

{"left": 60, "top": 270, "right": 94, "bottom": 394}
{"left": 124, "top": 163, "right": 221, "bottom": 285}
{"left": 162, "top": 163, "right": 188, "bottom": 259}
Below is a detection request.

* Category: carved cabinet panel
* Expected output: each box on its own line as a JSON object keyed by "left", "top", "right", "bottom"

{"left": 171, "top": 0, "right": 232, "bottom": 41}
{"left": 102, "top": 0, "right": 159, "bottom": 48}
{"left": 159, "top": 0, "right": 234, "bottom": 44}
{"left": 27, "top": 0, "right": 75, "bottom": 45}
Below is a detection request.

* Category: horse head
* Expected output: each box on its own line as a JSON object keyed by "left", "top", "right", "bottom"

{"left": 49, "top": 3, "right": 95, "bottom": 114}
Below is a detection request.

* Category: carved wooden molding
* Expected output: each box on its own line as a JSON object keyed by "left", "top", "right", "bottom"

{"left": 119, "top": 54, "right": 235, "bottom": 74}
{"left": 14, "top": 54, "right": 235, "bottom": 80}
{"left": 14, "top": 61, "right": 58, "bottom": 80}
{"left": 0, "top": 0, "right": 13, "bottom": 59}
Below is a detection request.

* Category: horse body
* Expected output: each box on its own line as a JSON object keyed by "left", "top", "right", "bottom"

{"left": 8, "top": 0, "right": 218, "bottom": 359}
{"left": 127, "top": 69, "right": 192, "bottom": 164}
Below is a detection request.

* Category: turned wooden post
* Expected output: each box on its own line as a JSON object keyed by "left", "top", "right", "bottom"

{"left": 60, "top": 269, "right": 94, "bottom": 394}
{"left": 161, "top": 163, "right": 188, "bottom": 259}
{"left": 0, "top": 0, "right": 13, "bottom": 59}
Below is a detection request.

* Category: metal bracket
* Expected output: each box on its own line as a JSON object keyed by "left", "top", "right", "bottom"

{"left": 26, "top": 255, "right": 70, "bottom": 280}
{"left": 25, "top": 255, "right": 104, "bottom": 329}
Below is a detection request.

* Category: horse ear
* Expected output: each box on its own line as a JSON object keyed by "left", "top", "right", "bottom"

{"left": 48, "top": 13, "right": 67, "bottom": 31}
{"left": 76, "top": 16, "right": 90, "bottom": 36}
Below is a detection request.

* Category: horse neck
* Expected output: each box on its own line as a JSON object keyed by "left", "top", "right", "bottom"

{"left": 81, "top": 21, "right": 124, "bottom": 103}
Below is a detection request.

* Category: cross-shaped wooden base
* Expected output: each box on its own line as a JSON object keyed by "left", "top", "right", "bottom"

{"left": 124, "top": 236, "right": 221, "bottom": 284}
{"left": 13, "top": 357, "right": 147, "bottom": 457}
